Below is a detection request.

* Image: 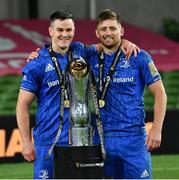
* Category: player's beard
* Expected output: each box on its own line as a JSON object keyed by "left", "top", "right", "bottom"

{"left": 101, "top": 41, "right": 119, "bottom": 50}
{"left": 100, "top": 35, "right": 119, "bottom": 50}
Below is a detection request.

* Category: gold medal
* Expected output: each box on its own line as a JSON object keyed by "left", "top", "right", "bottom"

{"left": 99, "top": 99, "right": 105, "bottom": 108}
{"left": 64, "top": 100, "right": 70, "bottom": 108}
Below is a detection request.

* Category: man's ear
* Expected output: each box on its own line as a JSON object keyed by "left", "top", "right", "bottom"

{"left": 95, "top": 29, "right": 99, "bottom": 38}
{"left": 121, "top": 27, "right": 124, "bottom": 37}
{"left": 49, "top": 26, "right": 53, "bottom": 37}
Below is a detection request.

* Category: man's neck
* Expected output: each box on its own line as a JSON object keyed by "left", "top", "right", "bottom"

{"left": 52, "top": 45, "right": 69, "bottom": 56}
{"left": 103, "top": 42, "right": 121, "bottom": 55}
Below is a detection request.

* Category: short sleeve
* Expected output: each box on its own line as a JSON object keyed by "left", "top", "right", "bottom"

{"left": 70, "top": 42, "right": 97, "bottom": 59}
{"left": 138, "top": 50, "right": 161, "bottom": 86}
{"left": 21, "top": 59, "right": 43, "bottom": 94}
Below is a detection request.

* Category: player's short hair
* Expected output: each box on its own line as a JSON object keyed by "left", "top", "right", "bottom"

{"left": 49, "top": 10, "right": 74, "bottom": 25}
{"left": 96, "top": 9, "right": 121, "bottom": 26}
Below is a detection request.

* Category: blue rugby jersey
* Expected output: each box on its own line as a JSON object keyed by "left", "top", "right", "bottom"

{"left": 89, "top": 49, "right": 161, "bottom": 137}
{"left": 20, "top": 42, "right": 97, "bottom": 146}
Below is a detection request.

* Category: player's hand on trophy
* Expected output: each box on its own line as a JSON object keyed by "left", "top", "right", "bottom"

{"left": 121, "top": 39, "right": 140, "bottom": 59}
{"left": 26, "top": 48, "right": 40, "bottom": 62}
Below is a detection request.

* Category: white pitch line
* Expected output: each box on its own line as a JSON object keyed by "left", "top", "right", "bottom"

{"left": 153, "top": 166, "right": 179, "bottom": 171}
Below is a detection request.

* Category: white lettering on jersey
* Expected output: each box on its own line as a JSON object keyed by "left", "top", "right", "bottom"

{"left": 113, "top": 77, "right": 134, "bottom": 83}
{"left": 48, "top": 80, "right": 59, "bottom": 87}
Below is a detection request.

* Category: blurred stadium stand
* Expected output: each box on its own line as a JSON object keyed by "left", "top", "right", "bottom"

{"left": 0, "top": 71, "right": 179, "bottom": 115}
{"left": 144, "top": 71, "right": 179, "bottom": 110}
{"left": 0, "top": 75, "right": 36, "bottom": 115}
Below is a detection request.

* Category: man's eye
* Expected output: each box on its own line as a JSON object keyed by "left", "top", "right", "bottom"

{"left": 110, "top": 27, "right": 117, "bottom": 31}
{"left": 66, "top": 29, "right": 73, "bottom": 32}
{"left": 100, "top": 28, "right": 106, "bottom": 31}
{"left": 57, "top": 29, "right": 63, "bottom": 32}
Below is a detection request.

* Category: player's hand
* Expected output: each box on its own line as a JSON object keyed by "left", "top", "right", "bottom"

{"left": 121, "top": 39, "right": 140, "bottom": 60}
{"left": 22, "top": 141, "right": 35, "bottom": 162}
{"left": 145, "top": 127, "right": 162, "bottom": 151}
{"left": 26, "top": 48, "right": 40, "bottom": 62}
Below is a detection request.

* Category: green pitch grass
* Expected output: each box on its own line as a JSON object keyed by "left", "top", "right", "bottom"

{"left": 152, "top": 154, "right": 179, "bottom": 178}
{"left": 0, "top": 154, "right": 179, "bottom": 179}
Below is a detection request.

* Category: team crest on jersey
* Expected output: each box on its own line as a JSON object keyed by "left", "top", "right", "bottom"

{"left": 39, "top": 169, "right": 49, "bottom": 179}
{"left": 148, "top": 61, "right": 159, "bottom": 77}
{"left": 119, "top": 60, "right": 130, "bottom": 68}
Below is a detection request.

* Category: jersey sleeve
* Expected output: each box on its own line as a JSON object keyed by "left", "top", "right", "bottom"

{"left": 20, "top": 59, "right": 43, "bottom": 94}
{"left": 138, "top": 50, "right": 161, "bottom": 86}
{"left": 70, "top": 42, "right": 97, "bottom": 59}
{"left": 85, "top": 44, "right": 98, "bottom": 58}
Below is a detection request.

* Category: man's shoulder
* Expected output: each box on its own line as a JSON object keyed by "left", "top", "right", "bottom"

{"left": 38, "top": 45, "right": 50, "bottom": 58}
{"left": 70, "top": 42, "right": 95, "bottom": 51}
{"left": 137, "top": 49, "right": 151, "bottom": 58}
{"left": 70, "top": 42, "right": 88, "bottom": 58}
{"left": 32, "top": 46, "right": 50, "bottom": 64}
{"left": 129, "top": 49, "right": 152, "bottom": 64}
{"left": 71, "top": 41, "right": 85, "bottom": 49}
{"left": 22, "top": 48, "right": 49, "bottom": 73}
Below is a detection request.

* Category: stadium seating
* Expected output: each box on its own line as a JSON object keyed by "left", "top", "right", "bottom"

{"left": 0, "top": 71, "right": 179, "bottom": 115}
{"left": 0, "top": 75, "right": 36, "bottom": 115}
{"left": 144, "top": 71, "right": 179, "bottom": 110}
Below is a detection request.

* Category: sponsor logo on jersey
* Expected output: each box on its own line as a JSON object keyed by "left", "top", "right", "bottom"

{"left": 140, "top": 169, "right": 149, "bottom": 178}
{"left": 113, "top": 77, "right": 134, "bottom": 83}
{"left": 48, "top": 80, "right": 60, "bottom": 87}
{"left": 95, "top": 77, "right": 134, "bottom": 83}
{"left": 45, "top": 63, "right": 55, "bottom": 72}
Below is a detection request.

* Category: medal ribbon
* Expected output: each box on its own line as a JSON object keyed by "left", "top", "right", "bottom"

{"left": 98, "top": 48, "right": 121, "bottom": 106}
{"left": 90, "top": 71, "right": 106, "bottom": 160}
{"left": 46, "top": 45, "right": 71, "bottom": 159}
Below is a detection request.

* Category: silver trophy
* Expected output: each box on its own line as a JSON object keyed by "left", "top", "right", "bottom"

{"left": 67, "top": 57, "right": 92, "bottom": 146}
{"left": 54, "top": 57, "right": 105, "bottom": 178}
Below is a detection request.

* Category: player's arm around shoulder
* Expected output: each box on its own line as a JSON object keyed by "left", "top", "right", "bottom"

{"left": 24, "top": 48, "right": 47, "bottom": 79}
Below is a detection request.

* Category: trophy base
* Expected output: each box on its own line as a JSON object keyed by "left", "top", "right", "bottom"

{"left": 54, "top": 144, "right": 104, "bottom": 179}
